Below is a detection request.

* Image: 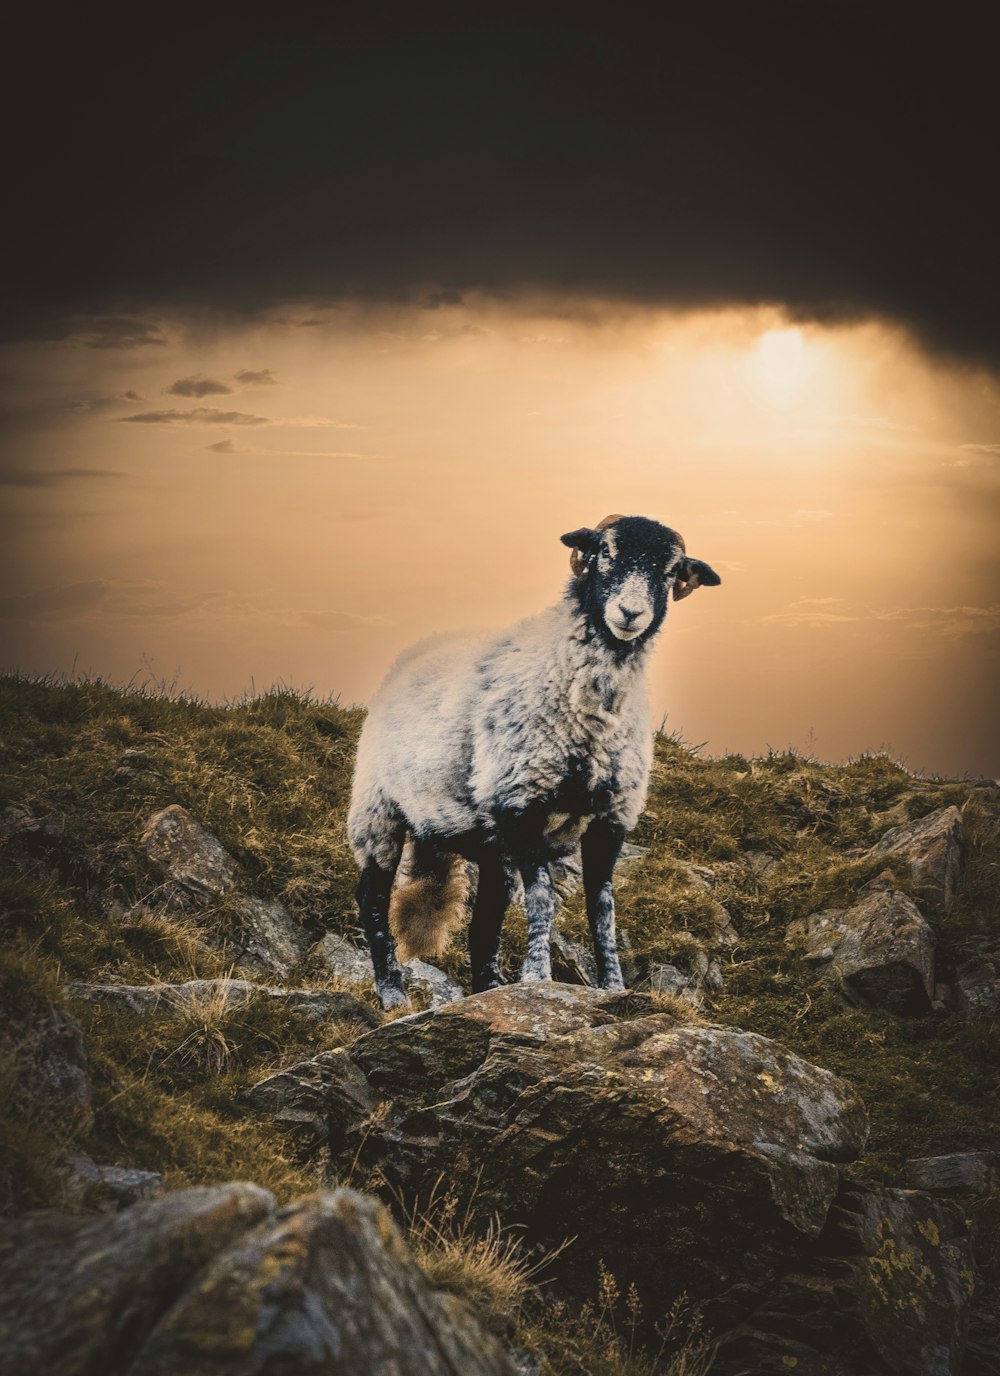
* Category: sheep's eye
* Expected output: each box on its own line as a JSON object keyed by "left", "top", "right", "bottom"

{"left": 601, "top": 543, "right": 612, "bottom": 559}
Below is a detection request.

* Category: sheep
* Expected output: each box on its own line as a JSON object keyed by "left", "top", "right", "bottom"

{"left": 347, "top": 514, "right": 721, "bottom": 1008}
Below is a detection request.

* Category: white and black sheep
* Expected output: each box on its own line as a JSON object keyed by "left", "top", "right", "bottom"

{"left": 347, "top": 514, "right": 721, "bottom": 1007}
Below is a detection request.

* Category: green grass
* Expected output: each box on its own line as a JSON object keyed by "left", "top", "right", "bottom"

{"left": 1, "top": 670, "right": 997, "bottom": 1367}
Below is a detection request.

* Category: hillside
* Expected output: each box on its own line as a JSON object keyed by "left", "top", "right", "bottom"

{"left": 1, "top": 673, "right": 998, "bottom": 1375}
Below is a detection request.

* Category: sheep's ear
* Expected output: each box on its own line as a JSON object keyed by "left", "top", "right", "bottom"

{"left": 561, "top": 527, "right": 598, "bottom": 576}
{"left": 673, "top": 557, "right": 722, "bottom": 601}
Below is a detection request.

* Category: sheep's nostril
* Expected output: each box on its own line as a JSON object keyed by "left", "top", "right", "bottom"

{"left": 619, "top": 607, "right": 641, "bottom": 623}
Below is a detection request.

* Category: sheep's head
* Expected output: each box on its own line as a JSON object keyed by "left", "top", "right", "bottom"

{"left": 561, "top": 514, "right": 721, "bottom": 648}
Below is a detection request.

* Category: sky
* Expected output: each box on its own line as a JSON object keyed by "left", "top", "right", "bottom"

{"left": 1, "top": 8, "right": 998, "bottom": 777}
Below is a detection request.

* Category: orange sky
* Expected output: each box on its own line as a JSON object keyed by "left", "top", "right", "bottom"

{"left": 1, "top": 298, "right": 998, "bottom": 777}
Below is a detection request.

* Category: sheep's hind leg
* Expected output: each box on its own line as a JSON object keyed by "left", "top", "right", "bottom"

{"left": 581, "top": 817, "right": 626, "bottom": 991}
{"left": 356, "top": 856, "right": 409, "bottom": 1010}
{"left": 468, "top": 841, "right": 513, "bottom": 993}
{"left": 517, "top": 857, "right": 556, "bottom": 984}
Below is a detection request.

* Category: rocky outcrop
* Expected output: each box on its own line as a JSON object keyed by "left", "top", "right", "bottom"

{"left": 57, "top": 1153, "right": 164, "bottom": 1212}
{"left": 140, "top": 807, "right": 309, "bottom": 978}
{"left": 955, "top": 948, "right": 1000, "bottom": 1018}
{"left": 141, "top": 805, "right": 238, "bottom": 899}
{"left": 717, "top": 1184, "right": 977, "bottom": 1375}
{"left": 66, "top": 977, "right": 378, "bottom": 1028}
{"left": 906, "top": 1152, "right": 999, "bottom": 1194}
{"left": 869, "top": 804, "right": 964, "bottom": 911}
{"left": 252, "top": 984, "right": 869, "bottom": 1328}
{"left": 0, "top": 1183, "right": 512, "bottom": 1376}
{"left": 788, "top": 873, "right": 936, "bottom": 1015}
{"left": 246, "top": 1050, "right": 381, "bottom": 1149}
{"left": 648, "top": 950, "right": 725, "bottom": 1007}
{"left": 313, "top": 932, "right": 462, "bottom": 1005}
{"left": 0, "top": 1182, "right": 274, "bottom": 1376}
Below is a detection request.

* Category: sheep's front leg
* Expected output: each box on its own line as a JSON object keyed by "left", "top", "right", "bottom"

{"left": 356, "top": 860, "right": 409, "bottom": 1010}
{"left": 518, "top": 858, "right": 556, "bottom": 983}
{"left": 581, "top": 818, "right": 626, "bottom": 990}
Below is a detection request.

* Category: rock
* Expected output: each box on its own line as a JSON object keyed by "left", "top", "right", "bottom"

{"left": 710, "top": 899, "right": 740, "bottom": 947}
{"left": 246, "top": 1049, "right": 381, "bottom": 1148}
{"left": 745, "top": 849, "right": 778, "bottom": 875}
{"left": 317, "top": 984, "right": 868, "bottom": 1327}
{"left": 683, "top": 862, "right": 718, "bottom": 890}
{"left": 0, "top": 974, "right": 93, "bottom": 1140}
{"left": 549, "top": 928, "right": 596, "bottom": 986}
{"left": 716, "top": 1183, "right": 976, "bottom": 1376}
{"left": 58, "top": 1152, "right": 164, "bottom": 1211}
{"left": 955, "top": 950, "right": 1000, "bottom": 1018}
{"left": 66, "top": 977, "right": 378, "bottom": 1028}
{"left": 222, "top": 895, "right": 309, "bottom": 978}
{"left": 312, "top": 935, "right": 462, "bottom": 1006}
{"left": 906, "top": 1152, "right": 999, "bottom": 1194}
{"left": 0, "top": 1182, "right": 275, "bottom": 1376}
{"left": 0, "top": 1184, "right": 512, "bottom": 1376}
{"left": 141, "top": 804, "right": 238, "bottom": 898}
{"left": 869, "top": 804, "right": 964, "bottom": 911}
{"left": 648, "top": 950, "right": 724, "bottom": 1007}
{"left": 830, "top": 1186, "right": 975, "bottom": 1376}
{"left": 127, "top": 1189, "right": 514, "bottom": 1376}
{"left": 403, "top": 958, "right": 464, "bottom": 1008}
{"left": 313, "top": 932, "right": 374, "bottom": 985}
{"left": 787, "top": 875, "right": 935, "bottom": 1015}
{"left": 111, "top": 748, "right": 163, "bottom": 783}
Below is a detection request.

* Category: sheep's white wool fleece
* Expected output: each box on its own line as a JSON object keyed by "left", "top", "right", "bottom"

{"left": 348, "top": 598, "right": 653, "bottom": 868}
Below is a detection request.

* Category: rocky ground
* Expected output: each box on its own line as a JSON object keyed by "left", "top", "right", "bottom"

{"left": 1, "top": 674, "right": 998, "bottom": 1374}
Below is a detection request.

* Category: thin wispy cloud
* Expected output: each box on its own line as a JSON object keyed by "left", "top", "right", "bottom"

{"left": 120, "top": 408, "right": 270, "bottom": 426}
{"left": 207, "top": 438, "right": 375, "bottom": 459}
{"left": 121, "top": 408, "right": 362, "bottom": 429}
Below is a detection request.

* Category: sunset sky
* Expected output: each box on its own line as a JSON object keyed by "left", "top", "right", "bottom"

{"left": 2, "top": 9, "right": 997, "bottom": 777}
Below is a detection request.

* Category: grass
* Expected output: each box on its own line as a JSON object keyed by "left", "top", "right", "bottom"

{"left": 1, "top": 670, "right": 997, "bottom": 1369}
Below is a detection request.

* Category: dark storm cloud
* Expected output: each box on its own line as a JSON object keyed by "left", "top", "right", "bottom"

{"left": 33, "top": 317, "right": 168, "bottom": 350}
{"left": 4, "top": 9, "right": 998, "bottom": 367}
{"left": 169, "top": 376, "right": 233, "bottom": 397}
{"left": 120, "top": 408, "right": 269, "bottom": 426}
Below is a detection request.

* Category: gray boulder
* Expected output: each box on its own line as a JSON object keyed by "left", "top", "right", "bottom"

{"left": 58, "top": 1152, "right": 164, "bottom": 1211}
{"left": 403, "top": 958, "right": 464, "bottom": 1008}
{"left": 0, "top": 1183, "right": 513, "bottom": 1376}
{"left": 284, "top": 984, "right": 870, "bottom": 1331}
{"left": 955, "top": 949, "right": 1000, "bottom": 1018}
{"left": 140, "top": 807, "right": 309, "bottom": 978}
{"left": 313, "top": 933, "right": 462, "bottom": 1005}
{"left": 648, "top": 951, "right": 724, "bottom": 1008}
{"left": 223, "top": 895, "right": 310, "bottom": 979}
{"left": 788, "top": 873, "right": 935, "bottom": 1015}
{"left": 141, "top": 804, "right": 237, "bottom": 898}
{"left": 869, "top": 804, "right": 964, "bottom": 911}
{"left": 246, "top": 1050, "right": 380, "bottom": 1148}
{"left": 906, "top": 1151, "right": 999, "bottom": 1193}
{"left": 0, "top": 1182, "right": 274, "bottom": 1376}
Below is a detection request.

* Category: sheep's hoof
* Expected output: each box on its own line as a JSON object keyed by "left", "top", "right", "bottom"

{"left": 518, "top": 966, "right": 552, "bottom": 985}
{"left": 377, "top": 979, "right": 410, "bottom": 1011}
{"left": 599, "top": 975, "right": 627, "bottom": 992}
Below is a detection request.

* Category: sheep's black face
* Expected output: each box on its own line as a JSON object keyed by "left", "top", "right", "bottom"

{"left": 561, "top": 515, "right": 721, "bottom": 653}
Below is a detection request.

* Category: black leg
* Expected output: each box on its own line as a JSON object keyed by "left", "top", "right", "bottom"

{"left": 356, "top": 860, "right": 408, "bottom": 1009}
{"left": 581, "top": 817, "right": 626, "bottom": 990}
{"left": 468, "top": 841, "right": 512, "bottom": 992}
